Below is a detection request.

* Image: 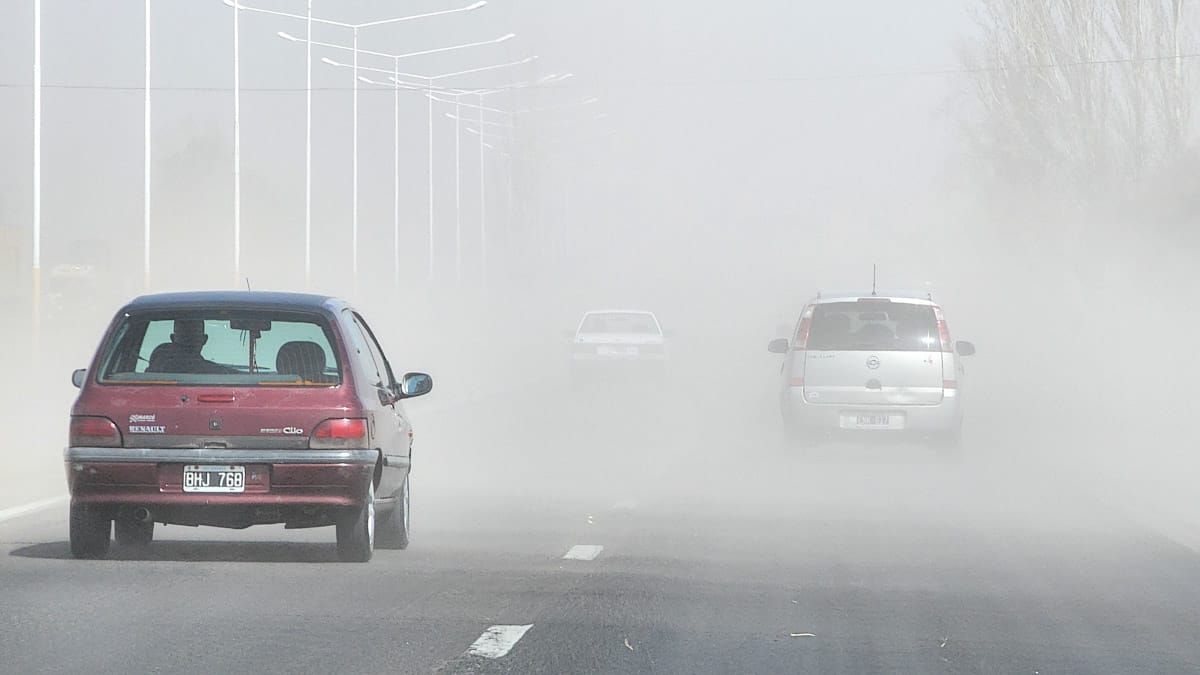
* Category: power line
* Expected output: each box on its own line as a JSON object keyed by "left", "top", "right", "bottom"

{"left": 0, "top": 83, "right": 462, "bottom": 93}
{"left": 0, "top": 51, "right": 1196, "bottom": 93}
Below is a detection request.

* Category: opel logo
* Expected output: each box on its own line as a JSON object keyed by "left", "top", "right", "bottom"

{"left": 866, "top": 355, "right": 881, "bottom": 370}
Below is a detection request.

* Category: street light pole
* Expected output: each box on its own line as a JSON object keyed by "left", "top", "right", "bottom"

{"left": 478, "top": 93, "right": 486, "bottom": 285}
{"left": 144, "top": 0, "right": 152, "bottom": 290}
{"left": 233, "top": 0, "right": 242, "bottom": 286}
{"left": 351, "top": 26, "right": 359, "bottom": 291}
{"left": 32, "top": 0, "right": 41, "bottom": 354}
{"left": 228, "top": 0, "right": 490, "bottom": 291}
{"left": 349, "top": 70, "right": 434, "bottom": 287}
{"left": 289, "top": 38, "right": 515, "bottom": 287}
{"left": 393, "top": 58, "right": 400, "bottom": 288}
{"left": 455, "top": 95, "right": 461, "bottom": 284}
{"left": 428, "top": 79, "right": 434, "bottom": 284}
{"left": 322, "top": 50, "right": 532, "bottom": 289}
{"left": 304, "top": 0, "right": 311, "bottom": 288}
{"left": 435, "top": 73, "right": 570, "bottom": 286}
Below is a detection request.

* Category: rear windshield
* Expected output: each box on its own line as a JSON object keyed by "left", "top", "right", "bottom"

{"left": 97, "top": 309, "right": 342, "bottom": 386}
{"left": 579, "top": 313, "right": 661, "bottom": 335}
{"left": 807, "top": 301, "right": 939, "bottom": 352}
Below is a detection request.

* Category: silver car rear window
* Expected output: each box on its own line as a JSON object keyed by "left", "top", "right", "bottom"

{"left": 807, "top": 301, "right": 939, "bottom": 352}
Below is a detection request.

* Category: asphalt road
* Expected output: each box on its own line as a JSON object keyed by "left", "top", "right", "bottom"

{"left": 2, "top": 380, "right": 1199, "bottom": 674}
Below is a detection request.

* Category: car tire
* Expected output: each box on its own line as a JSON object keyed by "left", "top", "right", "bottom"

{"left": 780, "top": 413, "right": 818, "bottom": 456}
{"left": 932, "top": 427, "right": 964, "bottom": 461}
{"left": 377, "top": 474, "right": 411, "bottom": 551}
{"left": 114, "top": 517, "right": 154, "bottom": 547}
{"left": 336, "top": 481, "right": 375, "bottom": 563}
{"left": 69, "top": 502, "right": 112, "bottom": 560}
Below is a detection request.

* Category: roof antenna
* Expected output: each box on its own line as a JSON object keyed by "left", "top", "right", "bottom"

{"left": 245, "top": 278, "right": 252, "bottom": 292}
{"left": 871, "top": 264, "right": 877, "bottom": 296}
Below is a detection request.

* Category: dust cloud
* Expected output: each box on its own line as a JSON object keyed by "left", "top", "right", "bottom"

{"left": 0, "top": 0, "right": 1197, "bottom": 542}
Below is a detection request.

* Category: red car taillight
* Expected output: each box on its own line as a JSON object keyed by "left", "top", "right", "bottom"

{"left": 792, "top": 306, "right": 814, "bottom": 351}
{"left": 70, "top": 416, "right": 122, "bottom": 448}
{"left": 310, "top": 418, "right": 368, "bottom": 449}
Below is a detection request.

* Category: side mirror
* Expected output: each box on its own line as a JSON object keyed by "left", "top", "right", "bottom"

{"left": 71, "top": 369, "right": 87, "bottom": 388}
{"left": 955, "top": 341, "right": 976, "bottom": 357}
{"left": 398, "top": 372, "right": 433, "bottom": 399}
{"left": 767, "top": 338, "right": 790, "bottom": 354}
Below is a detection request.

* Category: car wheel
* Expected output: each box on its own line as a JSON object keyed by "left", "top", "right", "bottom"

{"left": 336, "top": 480, "right": 375, "bottom": 563}
{"left": 114, "top": 517, "right": 154, "bottom": 547}
{"left": 932, "top": 427, "right": 964, "bottom": 461}
{"left": 69, "top": 502, "right": 112, "bottom": 560}
{"left": 780, "top": 413, "right": 818, "bottom": 456}
{"left": 377, "top": 473, "right": 411, "bottom": 550}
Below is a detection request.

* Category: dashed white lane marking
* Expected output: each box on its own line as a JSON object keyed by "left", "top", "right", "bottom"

{"left": 466, "top": 625, "right": 533, "bottom": 659}
{"left": 563, "top": 544, "right": 604, "bottom": 561}
{"left": 0, "top": 496, "right": 67, "bottom": 525}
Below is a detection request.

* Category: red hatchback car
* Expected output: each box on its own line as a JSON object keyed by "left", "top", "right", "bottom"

{"left": 65, "top": 291, "right": 432, "bottom": 562}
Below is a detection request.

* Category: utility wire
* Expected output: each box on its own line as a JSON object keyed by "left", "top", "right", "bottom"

{"left": 0, "top": 51, "right": 1196, "bottom": 92}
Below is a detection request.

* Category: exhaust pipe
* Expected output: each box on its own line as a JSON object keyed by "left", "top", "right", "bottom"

{"left": 132, "top": 507, "right": 152, "bottom": 523}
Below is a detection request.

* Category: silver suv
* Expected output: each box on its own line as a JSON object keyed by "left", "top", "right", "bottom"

{"left": 768, "top": 292, "right": 975, "bottom": 453}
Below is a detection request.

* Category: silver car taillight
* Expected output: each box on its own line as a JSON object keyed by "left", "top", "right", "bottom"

{"left": 792, "top": 306, "right": 814, "bottom": 351}
{"left": 933, "top": 306, "right": 953, "bottom": 353}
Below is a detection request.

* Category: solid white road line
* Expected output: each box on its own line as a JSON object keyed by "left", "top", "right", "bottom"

{"left": 466, "top": 625, "right": 533, "bottom": 659}
{"left": 563, "top": 544, "right": 604, "bottom": 561}
{"left": 0, "top": 496, "right": 67, "bottom": 525}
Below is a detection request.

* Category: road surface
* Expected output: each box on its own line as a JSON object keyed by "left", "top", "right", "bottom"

{"left": 2, "top": 382, "right": 1198, "bottom": 674}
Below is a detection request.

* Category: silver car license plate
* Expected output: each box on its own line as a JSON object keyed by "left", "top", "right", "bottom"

{"left": 183, "top": 465, "right": 245, "bottom": 493}
{"left": 854, "top": 414, "right": 891, "bottom": 428}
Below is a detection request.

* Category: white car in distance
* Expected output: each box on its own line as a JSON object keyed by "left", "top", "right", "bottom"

{"left": 569, "top": 310, "right": 668, "bottom": 381}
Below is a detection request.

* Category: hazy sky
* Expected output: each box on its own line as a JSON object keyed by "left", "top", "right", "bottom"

{"left": 0, "top": 1, "right": 974, "bottom": 291}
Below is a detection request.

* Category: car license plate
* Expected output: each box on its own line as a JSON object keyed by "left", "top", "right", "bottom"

{"left": 855, "top": 414, "right": 891, "bottom": 428}
{"left": 183, "top": 465, "right": 245, "bottom": 493}
{"left": 598, "top": 345, "right": 638, "bottom": 356}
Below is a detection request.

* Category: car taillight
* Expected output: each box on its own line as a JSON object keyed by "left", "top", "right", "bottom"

{"left": 310, "top": 418, "right": 368, "bottom": 449}
{"left": 792, "top": 306, "right": 814, "bottom": 351}
{"left": 69, "top": 416, "right": 122, "bottom": 448}
{"left": 943, "top": 379, "right": 957, "bottom": 390}
{"left": 933, "top": 306, "right": 952, "bottom": 353}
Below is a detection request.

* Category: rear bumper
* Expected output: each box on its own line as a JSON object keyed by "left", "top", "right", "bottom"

{"left": 570, "top": 355, "right": 668, "bottom": 374}
{"left": 64, "top": 447, "right": 377, "bottom": 515}
{"left": 570, "top": 354, "right": 667, "bottom": 364}
{"left": 65, "top": 447, "right": 379, "bottom": 464}
{"left": 781, "top": 388, "right": 962, "bottom": 435}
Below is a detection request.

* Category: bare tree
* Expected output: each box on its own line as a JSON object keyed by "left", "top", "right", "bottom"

{"left": 958, "top": 0, "right": 1195, "bottom": 220}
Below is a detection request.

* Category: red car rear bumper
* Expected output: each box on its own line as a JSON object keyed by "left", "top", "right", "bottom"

{"left": 65, "top": 447, "right": 376, "bottom": 510}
